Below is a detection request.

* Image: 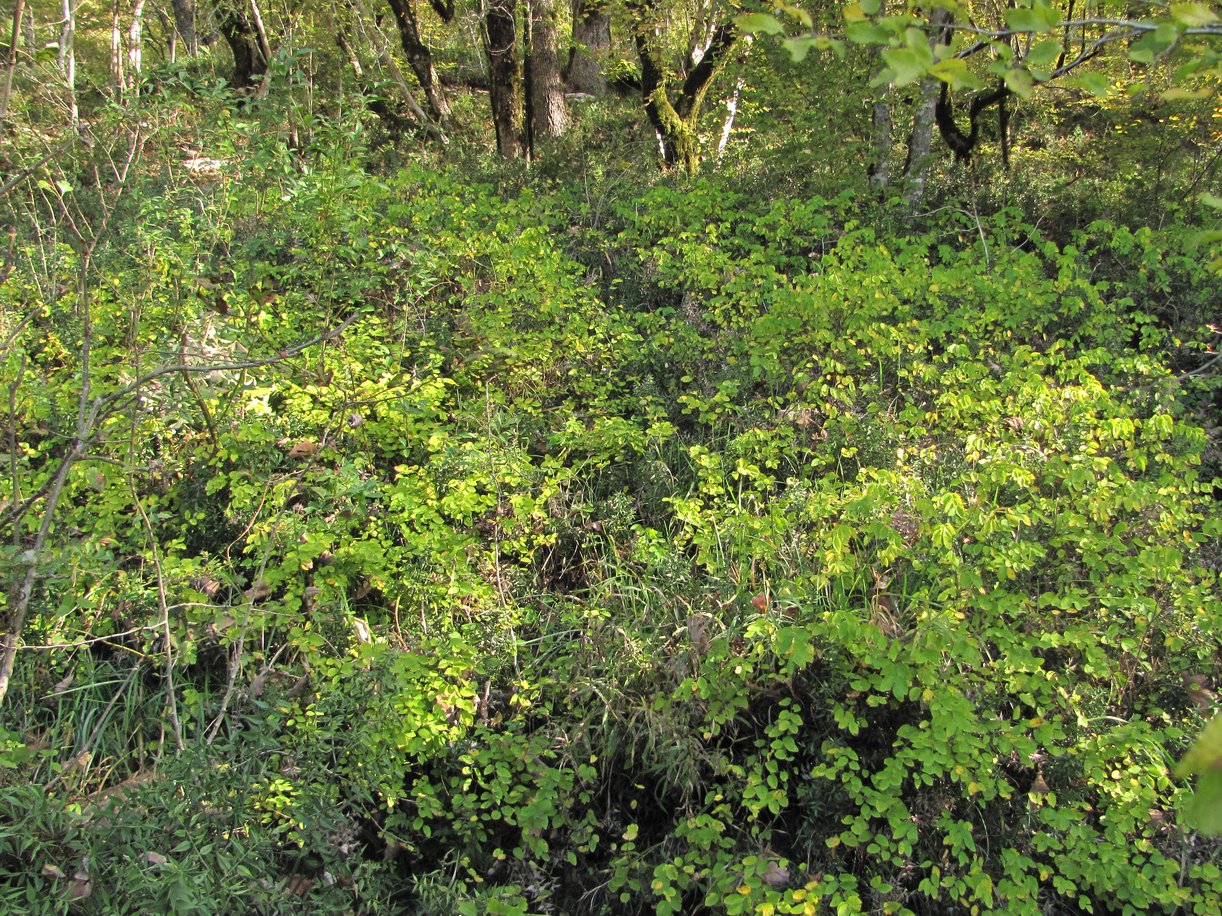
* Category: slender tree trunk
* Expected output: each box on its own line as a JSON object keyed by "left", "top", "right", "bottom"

{"left": 344, "top": 0, "right": 449, "bottom": 142}
{"left": 129, "top": 0, "right": 147, "bottom": 83}
{"left": 61, "top": 0, "right": 78, "bottom": 127}
{"left": 338, "top": 27, "right": 407, "bottom": 132}
{"left": 23, "top": 3, "right": 34, "bottom": 58}
{"left": 0, "top": 0, "right": 25, "bottom": 120}
{"left": 716, "top": 73, "right": 745, "bottom": 159}
{"left": 385, "top": 0, "right": 450, "bottom": 123}
{"left": 870, "top": 92, "right": 893, "bottom": 192}
{"left": 715, "top": 34, "right": 751, "bottom": 160}
{"left": 111, "top": 1, "right": 127, "bottom": 99}
{"left": 484, "top": 0, "right": 527, "bottom": 159}
{"left": 248, "top": 0, "right": 273, "bottom": 64}
{"left": 567, "top": 0, "right": 609, "bottom": 94}
{"left": 171, "top": 0, "right": 197, "bottom": 56}
{"left": 902, "top": 9, "right": 952, "bottom": 215}
{"left": 867, "top": 2, "right": 893, "bottom": 192}
{"left": 528, "top": 0, "right": 568, "bottom": 144}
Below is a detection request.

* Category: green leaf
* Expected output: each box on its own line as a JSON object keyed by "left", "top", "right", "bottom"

{"left": 1199, "top": 193, "right": 1222, "bottom": 210}
{"left": 846, "top": 22, "right": 891, "bottom": 44}
{"left": 817, "top": 35, "right": 846, "bottom": 57}
{"left": 843, "top": 3, "right": 869, "bottom": 22}
{"left": 1178, "top": 715, "right": 1222, "bottom": 777}
{"left": 1062, "top": 71, "right": 1113, "bottom": 96}
{"left": 735, "top": 13, "right": 785, "bottom": 36}
{"left": 1162, "top": 86, "right": 1216, "bottom": 100}
{"left": 783, "top": 36, "right": 819, "bottom": 63}
{"left": 1129, "top": 23, "right": 1184, "bottom": 63}
{"left": 858, "top": 0, "right": 882, "bottom": 15}
{"left": 1025, "top": 38, "right": 1062, "bottom": 69}
{"left": 882, "top": 45, "right": 933, "bottom": 86}
{"left": 930, "top": 58, "right": 985, "bottom": 90}
{"left": 869, "top": 67, "right": 897, "bottom": 88}
{"left": 1171, "top": 3, "right": 1220, "bottom": 27}
{"left": 1002, "top": 67, "right": 1035, "bottom": 98}
{"left": 777, "top": 3, "right": 813, "bottom": 29}
{"left": 1005, "top": 2, "right": 1060, "bottom": 33}
{"left": 1185, "top": 770, "right": 1222, "bottom": 834}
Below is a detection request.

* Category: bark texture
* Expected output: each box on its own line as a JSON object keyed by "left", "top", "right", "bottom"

{"left": 217, "top": 3, "right": 267, "bottom": 90}
{"left": 528, "top": 0, "right": 568, "bottom": 143}
{"left": 869, "top": 83, "right": 893, "bottom": 192}
{"left": 484, "top": 0, "right": 527, "bottom": 159}
{"left": 0, "top": 0, "right": 26, "bottom": 119}
{"left": 171, "top": 0, "right": 197, "bottom": 56}
{"left": 385, "top": 0, "right": 450, "bottom": 123}
{"left": 629, "top": 3, "right": 737, "bottom": 174}
{"left": 901, "top": 8, "right": 952, "bottom": 214}
{"left": 567, "top": 0, "right": 609, "bottom": 94}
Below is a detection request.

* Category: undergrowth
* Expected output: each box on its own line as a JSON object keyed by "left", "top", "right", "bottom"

{"left": 0, "top": 109, "right": 1218, "bottom": 914}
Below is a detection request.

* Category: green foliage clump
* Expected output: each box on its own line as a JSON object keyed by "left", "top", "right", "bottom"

{"left": 0, "top": 107, "right": 1218, "bottom": 915}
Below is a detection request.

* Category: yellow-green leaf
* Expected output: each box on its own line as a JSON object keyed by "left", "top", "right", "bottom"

{"left": 1171, "top": 3, "right": 1220, "bottom": 27}
{"left": 736, "top": 13, "right": 785, "bottom": 36}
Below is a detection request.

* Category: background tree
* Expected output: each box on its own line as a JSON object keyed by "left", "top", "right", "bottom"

{"left": 170, "top": 0, "right": 197, "bottom": 58}
{"left": 567, "top": 0, "right": 611, "bottom": 94}
{"left": 216, "top": 1, "right": 268, "bottom": 90}
{"left": 385, "top": 0, "right": 451, "bottom": 123}
{"left": 628, "top": 0, "right": 742, "bottom": 172}
{"left": 484, "top": 0, "right": 528, "bottom": 158}
{"left": 529, "top": 0, "right": 570, "bottom": 143}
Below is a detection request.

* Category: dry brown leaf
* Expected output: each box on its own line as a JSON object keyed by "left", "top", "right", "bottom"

{"left": 244, "top": 580, "right": 272, "bottom": 601}
{"left": 762, "top": 860, "right": 790, "bottom": 890}
{"left": 286, "top": 439, "right": 319, "bottom": 459}
{"left": 192, "top": 576, "right": 221, "bottom": 598}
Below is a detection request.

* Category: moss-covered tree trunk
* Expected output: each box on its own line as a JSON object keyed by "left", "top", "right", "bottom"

{"left": 630, "top": 7, "right": 737, "bottom": 174}
{"left": 217, "top": 4, "right": 266, "bottom": 91}
{"left": 484, "top": 0, "right": 527, "bottom": 159}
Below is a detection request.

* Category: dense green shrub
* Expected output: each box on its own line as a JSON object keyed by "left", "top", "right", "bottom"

{"left": 1, "top": 118, "right": 1217, "bottom": 914}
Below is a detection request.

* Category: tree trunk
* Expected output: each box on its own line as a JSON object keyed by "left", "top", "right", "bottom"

{"left": 171, "top": 0, "right": 197, "bottom": 56}
{"left": 111, "top": 0, "right": 125, "bottom": 98}
{"left": 484, "top": 0, "right": 527, "bottom": 159}
{"left": 0, "top": 0, "right": 25, "bottom": 119}
{"left": 715, "top": 34, "right": 751, "bottom": 160}
{"left": 567, "top": 0, "right": 609, "bottom": 94}
{"left": 902, "top": 9, "right": 952, "bottom": 215}
{"left": 129, "top": 0, "right": 147, "bottom": 82}
{"left": 870, "top": 93, "right": 893, "bottom": 192}
{"left": 61, "top": 0, "right": 78, "bottom": 126}
{"left": 630, "top": 3, "right": 737, "bottom": 174}
{"left": 385, "top": 0, "right": 450, "bottom": 123}
{"left": 716, "top": 73, "right": 745, "bottom": 159}
{"left": 248, "top": 0, "right": 272, "bottom": 63}
{"left": 23, "top": 3, "right": 34, "bottom": 56}
{"left": 217, "top": 4, "right": 267, "bottom": 90}
{"left": 528, "top": 0, "right": 568, "bottom": 144}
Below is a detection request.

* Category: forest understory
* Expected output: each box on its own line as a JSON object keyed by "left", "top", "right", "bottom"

{"left": 0, "top": 2, "right": 1220, "bottom": 914}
